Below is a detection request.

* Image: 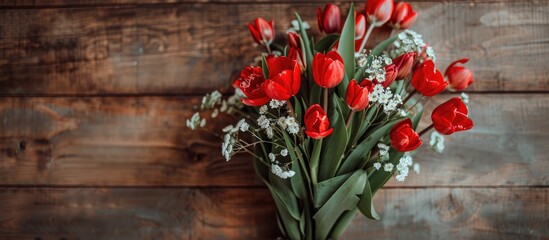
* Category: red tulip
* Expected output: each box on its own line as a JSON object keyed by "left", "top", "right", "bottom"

{"left": 355, "top": 12, "right": 366, "bottom": 40}
{"left": 445, "top": 58, "right": 474, "bottom": 91}
{"left": 312, "top": 51, "right": 345, "bottom": 88}
{"left": 262, "top": 56, "right": 301, "bottom": 100}
{"left": 365, "top": 0, "right": 394, "bottom": 26}
{"left": 390, "top": 2, "right": 417, "bottom": 30}
{"left": 233, "top": 66, "right": 271, "bottom": 106}
{"left": 411, "top": 60, "right": 447, "bottom": 96}
{"left": 373, "top": 64, "right": 398, "bottom": 88}
{"left": 317, "top": 3, "right": 342, "bottom": 34}
{"left": 346, "top": 79, "right": 374, "bottom": 111}
{"left": 393, "top": 52, "right": 416, "bottom": 80}
{"left": 304, "top": 104, "right": 333, "bottom": 139}
{"left": 287, "top": 32, "right": 306, "bottom": 70}
{"left": 390, "top": 118, "right": 422, "bottom": 152}
{"left": 431, "top": 97, "right": 474, "bottom": 135}
{"left": 248, "top": 17, "right": 275, "bottom": 45}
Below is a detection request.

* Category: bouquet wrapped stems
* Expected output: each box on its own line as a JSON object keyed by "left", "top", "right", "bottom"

{"left": 188, "top": 1, "right": 474, "bottom": 239}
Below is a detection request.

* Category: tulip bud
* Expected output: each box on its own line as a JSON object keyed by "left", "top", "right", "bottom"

{"left": 262, "top": 57, "right": 301, "bottom": 100}
{"left": 445, "top": 58, "right": 474, "bottom": 91}
{"left": 431, "top": 97, "right": 474, "bottom": 135}
{"left": 312, "top": 51, "right": 345, "bottom": 88}
{"left": 365, "top": 0, "right": 394, "bottom": 26}
{"left": 346, "top": 79, "right": 374, "bottom": 111}
{"left": 393, "top": 52, "right": 416, "bottom": 80}
{"left": 248, "top": 17, "right": 275, "bottom": 45}
{"left": 233, "top": 66, "right": 271, "bottom": 106}
{"left": 287, "top": 32, "right": 306, "bottom": 70}
{"left": 304, "top": 104, "right": 333, "bottom": 139}
{"left": 390, "top": 2, "right": 417, "bottom": 30}
{"left": 374, "top": 64, "right": 398, "bottom": 88}
{"left": 411, "top": 60, "right": 447, "bottom": 97}
{"left": 355, "top": 12, "right": 366, "bottom": 40}
{"left": 317, "top": 3, "right": 342, "bottom": 34}
{"left": 390, "top": 118, "right": 422, "bottom": 152}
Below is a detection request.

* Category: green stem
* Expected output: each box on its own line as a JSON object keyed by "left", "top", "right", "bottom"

{"left": 357, "top": 21, "right": 376, "bottom": 53}
{"left": 345, "top": 111, "right": 355, "bottom": 129}
{"left": 323, "top": 88, "right": 329, "bottom": 111}
{"left": 402, "top": 89, "right": 417, "bottom": 106}
{"left": 419, "top": 124, "right": 434, "bottom": 136}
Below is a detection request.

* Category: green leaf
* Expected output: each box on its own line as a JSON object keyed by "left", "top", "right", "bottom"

{"left": 261, "top": 54, "right": 269, "bottom": 79}
{"left": 337, "top": 3, "right": 355, "bottom": 80}
{"left": 371, "top": 33, "right": 399, "bottom": 56}
{"left": 309, "top": 138, "right": 323, "bottom": 185}
{"left": 269, "top": 171, "right": 301, "bottom": 220}
{"left": 271, "top": 190, "right": 302, "bottom": 239}
{"left": 314, "top": 34, "right": 340, "bottom": 53}
{"left": 319, "top": 95, "right": 349, "bottom": 180}
{"left": 314, "top": 172, "right": 353, "bottom": 208}
{"left": 337, "top": 118, "right": 402, "bottom": 175}
{"left": 357, "top": 179, "right": 380, "bottom": 220}
{"left": 411, "top": 104, "right": 424, "bottom": 130}
{"left": 337, "top": 73, "right": 350, "bottom": 100}
{"left": 282, "top": 131, "right": 308, "bottom": 200}
{"left": 313, "top": 170, "right": 366, "bottom": 240}
{"left": 329, "top": 208, "right": 358, "bottom": 239}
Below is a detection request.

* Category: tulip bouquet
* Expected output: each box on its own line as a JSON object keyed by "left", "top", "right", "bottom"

{"left": 187, "top": 0, "right": 474, "bottom": 239}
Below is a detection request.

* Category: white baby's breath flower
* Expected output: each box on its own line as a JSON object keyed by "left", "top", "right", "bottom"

{"left": 186, "top": 112, "right": 202, "bottom": 130}
{"left": 199, "top": 119, "right": 206, "bottom": 128}
{"left": 257, "top": 115, "right": 271, "bottom": 129}
{"left": 269, "top": 100, "right": 286, "bottom": 109}
{"left": 413, "top": 163, "right": 420, "bottom": 174}
{"left": 259, "top": 105, "right": 268, "bottom": 114}
{"left": 396, "top": 174, "right": 406, "bottom": 182}
{"left": 373, "top": 162, "right": 382, "bottom": 171}
{"left": 211, "top": 109, "right": 219, "bottom": 118}
{"left": 461, "top": 92, "right": 470, "bottom": 104}
{"left": 377, "top": 143, "right": 390, "bottom": 157}
{"left": 221, "top": 134, "right": 235, "bottom": 161}
{"left": 269, "top": 153, "right": 276, "bottom": 162}
{"left": 277, "top": 117, "right": 288, "bottom": 130}
{"left": 201, "top": 90, "right": 222, "bottom": 110}
{"left": 238, "top": 119, "right": 249, "bottom": 132}
{"left": 384, "top": 163, "right": 394, "bottom": 172}
{"left": 285, "top": 117, "right": 300, "bottom": 135}
{"left": 280, "top": 149, "right": 288, "bottom": 157}
{"left": 266, "top": 126, "right": 274, "bottom": 139}
{"left": 429, "top": 131, "right": 445, "bottom": 153}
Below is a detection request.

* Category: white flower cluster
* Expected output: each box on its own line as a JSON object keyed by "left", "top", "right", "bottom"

{"left": 221, "top": 119, "right": 249, "bottom": 161}
{"left": 222, "top": 133, "right": 236, "bottom": 161}
{"left": 256, "top": 115, "right": 274, "bottom": 138}
{"left": 201, "top": 90, "right": 222, "bottom": 110}
{"left": 370, "top": 84, "right": 403, "bottom": 113}
{"left": 186, "top": 112, "right": 206, "bottom": 130}
{"left": 271, "top": 164, "right": 296, "bottom": 179}
{"left": 395, "top": 154, "right": 413, "bottom": 181}
{"left": 377, "top": 143, "right": 390, "bottom": 160}
{"left": 286, "top": 20, "right": 310, "bottom": 33}
{"left": 358, "top": 55, "right": 392, "bottom": 83}
{"left": 269, "top": 149, "right": 296, "bottom": 179}
{"left": 391, "top": 30, "right": 436, "bottom": 62}
{"left": 277, "top": 116, "right": 301, "bottom": 135}
{"left": 429, "top": 131, "right": 445, "bottom": 153}
{"left": 269, "top": 100, "right": 286, "bottom": 109}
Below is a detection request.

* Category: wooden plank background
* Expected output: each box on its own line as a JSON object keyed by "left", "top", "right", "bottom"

{"left": 0, "top": 0, "right": 548, "bottom": 239}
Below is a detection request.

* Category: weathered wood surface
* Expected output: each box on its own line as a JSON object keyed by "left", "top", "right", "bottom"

{"left": 0, "top": 187, "right": 546, "bottom": 239}
{"left": 1, "top": 1, "right": 548, "bottom": 94}
{"left": 0, "top": 94, "right": 547, "bottom": 187}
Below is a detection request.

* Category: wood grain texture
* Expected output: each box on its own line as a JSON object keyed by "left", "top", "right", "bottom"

{"left": 1, "top": 1, "right": 548, "bottom": 94}
{"left": 0, "top": 187, "right": 546, "bottom": 239}
{"left": 0, "top": 94, "right": 547, "bottom": 187}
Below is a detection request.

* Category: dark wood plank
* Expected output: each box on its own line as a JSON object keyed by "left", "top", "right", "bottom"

{"left": 0, "top": 94, "right": 547, "bottom": 187}
{"left": 0, "top": 187, "right": 546, "bottom": 239}
{"left": 1, "top": 1, "right": 548, "bottom": 94}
